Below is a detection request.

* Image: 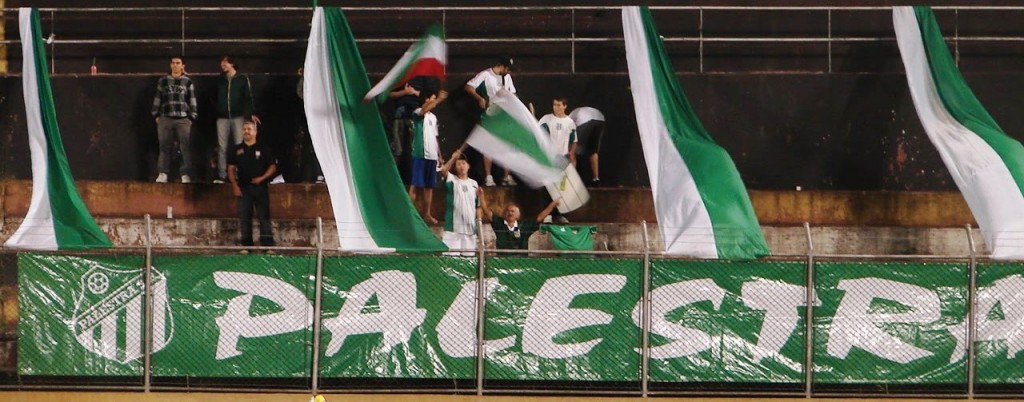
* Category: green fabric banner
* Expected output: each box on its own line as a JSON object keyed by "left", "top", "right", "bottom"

{"left": 15, "top": 253, "right": 1024, "bottom": 385}
{"left": 812, "top": 261, "right": 967, "bottom": 383}
{"left": 647, "top": 259, "right": 808, "bottom": 383}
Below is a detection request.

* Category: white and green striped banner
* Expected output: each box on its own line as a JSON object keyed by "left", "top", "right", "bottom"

{"left": 622, "top": 6, "right": 769, "bottom": 260}
{"left": 303, "top": 7, "right": 445, "bottom": 253}
{"left": 466, "top": 90, "right": 568, "bottom": 188}
{"left": 4, "top": 8, "right": 110, "bottom": 251}
{"left": 895, "top": 6, "right": 1024, "bottom": 259}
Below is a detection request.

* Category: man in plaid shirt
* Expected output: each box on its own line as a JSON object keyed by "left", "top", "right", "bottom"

{"left": 151, "top": 56, "right": 198, "bottom": 183}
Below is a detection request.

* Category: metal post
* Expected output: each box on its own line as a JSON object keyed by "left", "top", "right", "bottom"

{"left": 50, "top": 10, "right": 55, "bottom": 74}
{"left": 180, "top": 9, "right": 186, "bottom": 55}
{"left": 965, "top": 224, "right": 977, "bottom": 398}
{"left": 310, "top": 218, "right": 325, "bottom": 394}
{"left": 698, "top": 8, "right": 704, "bottom": 73}
{"left": 143, "top": 214, "right": 153, "bottom": 392}
{"left": 571, "top": 8, "right": 576, "bottom": 74}
{"left": 803, "top": 222, "right": 814, "bottom": 398}
{"left": 640, "top": 220, "right": 651, "bottom": 397}
{"left": 475, "top": 218, "right": 486, "bottom": 396}
{"left": 954, "top": 8, "right": 960, "bottom": 67}
{"left": 826, "top": 9, "right": 832, "bottom": 73}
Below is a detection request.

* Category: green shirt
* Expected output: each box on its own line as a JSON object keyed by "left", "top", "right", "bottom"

{"left": 491, "top": 215, "right": 539, "bottom": 250}
{"left": 541, "top": 225, "right": 597, "bottom": 252}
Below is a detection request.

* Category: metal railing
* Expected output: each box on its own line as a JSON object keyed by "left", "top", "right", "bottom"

{"left": 0, "top": 214, "right": 1019, "bottom": 398}
{"left": 2, "top": 6, "right": 1024, "bottom": 74}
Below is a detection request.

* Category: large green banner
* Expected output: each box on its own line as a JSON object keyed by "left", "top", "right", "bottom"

{"left": 15, "top": 254, "right": 1024, "bottom": 385}
{"left": 647, "top": 259, "right": 808, "bottom": 383}
{"left": 18, "top": 254, "right": 146, "bottom": 376}
{"left": 484, "top": 257, "right": 642, "bottom": 381}
{"left": 316, "top": 255, "right": 478, "bottom": 378}
{"left": 975, "top": 263, "right": 1024, "bottom": 384}
{"left": 812, "top": 261, "right": 967, "bottom": 383}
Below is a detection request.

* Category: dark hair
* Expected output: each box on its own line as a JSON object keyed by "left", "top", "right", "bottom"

{"left": 221, "top": 55, "right": 237, "bottom": 69}
{"left": 170, "top": 56, "right": 185, "bottom": 64}
{"left": 418, "top": 89, "right": 438, "bottom": 104}
{"left": 496, "top": 56, "right": 514, "bottom": 69}
{"left": 553, "top": 96, "right": 568, "bottom": 105}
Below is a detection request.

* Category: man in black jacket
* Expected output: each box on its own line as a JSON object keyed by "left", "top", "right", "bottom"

{"left": 228, "top": 121, "right": 276, "bottom": 249}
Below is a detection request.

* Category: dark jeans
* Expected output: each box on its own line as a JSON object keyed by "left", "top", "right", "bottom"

{"left": 238, "top": 185, "right": 274, "bottom": 246}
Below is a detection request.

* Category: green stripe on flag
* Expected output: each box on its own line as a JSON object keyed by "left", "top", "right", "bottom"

{"left": 29, "top": 9, "right": 110, "bottom": 250}
{"left": 638, "top": 7, "right": 767, "bottom": 259}
{"left": 478, "top": 107, "right": 558, "bottom": 170}
{"left": 322, "top": 8, "right": 444, "bottom": 252}
{"left": 913, "top": 6, "right": 1024, "bottom": 196}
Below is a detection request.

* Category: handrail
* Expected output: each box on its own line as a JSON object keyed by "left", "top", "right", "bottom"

{"left": 3, "top": 5, "right": 1024, "bottom": 75}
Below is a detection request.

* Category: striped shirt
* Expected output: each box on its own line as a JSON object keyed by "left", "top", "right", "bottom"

{"left": 444, "top": 175, "right": 479, "bottom": 235}
{"left": 151, "top": 74, "right": 198, "bottom": 120}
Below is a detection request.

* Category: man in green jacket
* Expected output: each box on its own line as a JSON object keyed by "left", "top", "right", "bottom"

{"left": 214, "top": 56, "right": 260, "bottom": 183}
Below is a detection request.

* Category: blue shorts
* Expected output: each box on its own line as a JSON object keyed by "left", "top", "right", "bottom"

{"left": 411, "top": 157, "right": 438, "bottom": 188}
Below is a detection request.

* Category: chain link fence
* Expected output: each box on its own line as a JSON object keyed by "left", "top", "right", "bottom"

{"left": 1, "top": 223, "right": 1023, "bottom": 398}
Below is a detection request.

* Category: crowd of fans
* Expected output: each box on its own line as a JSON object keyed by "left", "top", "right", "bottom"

{"left": 149, "top": 55, "right": 604, "bottom": 251}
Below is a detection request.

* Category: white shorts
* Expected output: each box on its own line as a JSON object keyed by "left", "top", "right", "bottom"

{"left": 442, "top": 231, "right": 478, "bottom": 256}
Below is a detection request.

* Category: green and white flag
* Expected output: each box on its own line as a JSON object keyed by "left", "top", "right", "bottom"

{"left": 4, "top": 8, "right": 111, "bottom": 251}
{"left": 303, "top": 7, "right": 445, "bottom": 253}
{"left": 466, "top": 90, "right": 568, "bottom": 188}
{"left": 895, "top": 6, "right": 1024, "bottom": 259}
{"left": 622, "top": 6, "right": 769, "bottom": 259}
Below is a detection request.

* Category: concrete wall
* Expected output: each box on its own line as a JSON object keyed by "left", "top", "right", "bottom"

{"left": 7, "top": 73, "right": 1024, "bottom": 190}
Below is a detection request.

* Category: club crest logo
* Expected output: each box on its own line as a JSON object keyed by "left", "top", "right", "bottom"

{"left": 69, "top": 266, "right": 174, "bottom": 363}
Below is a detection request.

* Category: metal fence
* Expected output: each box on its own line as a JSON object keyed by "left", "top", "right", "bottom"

{"left": 3, "top": 6, "right": 1024, "bottom": 74}
{"left": 3, "top": 217, "right": 1024, "bottom": 398}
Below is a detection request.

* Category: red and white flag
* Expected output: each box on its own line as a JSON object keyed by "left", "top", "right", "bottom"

{"left": 364, "top": 23, "right": 446, "bottom": 103}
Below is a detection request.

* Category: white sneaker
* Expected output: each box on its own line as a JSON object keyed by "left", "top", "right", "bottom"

{"left": 181, "top": 175, "right": 191, "bottom": 183}
{"left": 484, "top": 175, "right": 496, "bottom": 187}
{"left": 316, "top": 175, "right": 325, "bottom": 184}
{"left": 502, "top": 175, "right": 518, "bottom": 186}
{"left": 155, "top": 173, "right": 168, "bottom": 183}
{"left": 543, "top": 215, "right": 553, "bottom": 223}
{"left": 212, "top": 178, "right": 225, "bottom": 184}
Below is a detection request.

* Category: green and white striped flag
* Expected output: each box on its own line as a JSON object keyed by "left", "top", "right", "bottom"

{"left": 895, "top": 6, "right": 1024, "bottom": 259}
{"left": 622, "top": 6, "right": 769, "bottom": 259}
{"left": 466, "top": 90, "right": 568, "bottom": 188}
{"left": 4, "top": 8, "right": 111, "bottom": 251}
{"left": 304, "top": 7, "right": 445, "bottom": 253}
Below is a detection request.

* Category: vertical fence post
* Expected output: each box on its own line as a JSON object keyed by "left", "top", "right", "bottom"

{"left": 640, "top": 220, "right": 651, "bottom": 397}
{"left": 966, "top": 224, "right": 977, "bottom": 398}
{"left": 570, "top": 8, "right": 576, "bottom": 74}
{"left": 143, "top": 214, "right": 153, "bottom": 392}
{"left": 803, "top": 222, "right": 814, "bottom": 398}
{"left": 954, "top": 8, "right": 960, "bottom": 67}
{"left": 698, "top": 8, "right": 704, "bottom": 73}
{"left": 475, "top": 218, "right": 486, "bottom": 396}
{"left": 49, "top": 10, "right": 56, "bottom": 74}
{"left": 180, "top": 8, "right": 186, "bottom": 56}
{"left": 310, "top": 218, "right": 325, "bottom": 395}
{"left": 826, "top": 9, "right": 832, "bottom": 73}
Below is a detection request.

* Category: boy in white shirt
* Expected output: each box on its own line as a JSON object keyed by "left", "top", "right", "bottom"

{"left": 438, "top": 149, "right": 486, "bottom": 256}
{"left": 466, "top": 56, "right": 518, "bottom": 187}
{"left": 538, "top": 97, "right": 577, "bottom": 164}
{"left": 408, "top": 90, "right": 448, "bottom": 224}
{"left": 538, "top": 97, "right": 577, "bottom": 224}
